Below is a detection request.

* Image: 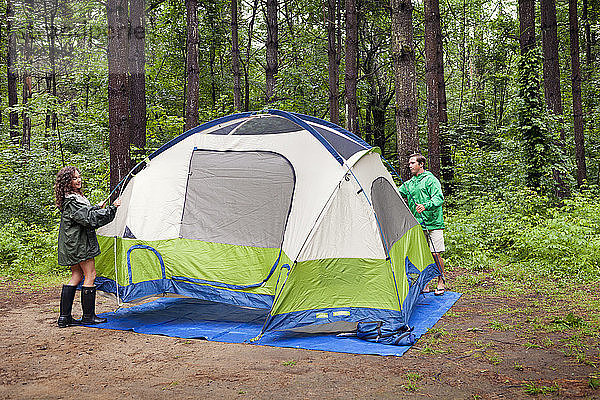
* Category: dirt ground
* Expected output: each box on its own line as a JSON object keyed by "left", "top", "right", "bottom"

{"left": 0, "top": 277, "right": 598, "bottom": 399}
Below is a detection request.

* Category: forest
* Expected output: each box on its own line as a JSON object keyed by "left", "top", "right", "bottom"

{"left": 1, "top": 0, "right": 600, "bottom": 282}
{"left": 0, "top": 0, "right": 599, "bottom": 395}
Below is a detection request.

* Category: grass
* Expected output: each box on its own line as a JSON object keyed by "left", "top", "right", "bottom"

{"left": 522, "top": 381, "right": 559, "bottom": 395}
{"left": 401, "top": 372, "right": 422, "bottom": 392}
{"left": 0, "top": 273, "right": 66, "bottom": 290}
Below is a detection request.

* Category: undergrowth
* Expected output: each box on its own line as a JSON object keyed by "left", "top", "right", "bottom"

{"left": 0, "top": 219, "right": 62, "bottom": 278}
{"left": 445, "top": 188, "right": 600, "bottom": 284}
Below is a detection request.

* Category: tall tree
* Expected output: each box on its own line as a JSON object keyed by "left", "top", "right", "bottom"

{"left": 129, "top": 0, "right": 147, "bottom": 148}
{"left": 435, "top": 1, "right": 452, "bottom": 192}
{"left": 184, "top": 0, "right": 199, "bottom": 130}
{"left": 345, "top": 0, "right": 359, "bottom": 135}
{"left": 424, "top": 0, "right": 442, "bottom": 178}
{"left": 107, "top": 0, "right": 131, "bottom": 191}
{"left": 569, "top": 0, "right": 587, "bottom": 185}
{"left": 265, "top": 0, "right": 278, "bottom": 103}
{"left": 583, "top": 0, "right": 591, "bottom": 66}
{"left": 391, "top": 0, "right": 419, "bottom": 182}
{"left": 6, "top": 0, "right": 19, "bottom": 144}
{"left": 21, "top": 0, "right": 34, "bottom": 150}
{"left": 518, "top": 0, "right": 553, "bottom": 190}
{"left": 540, "top": 0, "right": 569, "bottom": 197}
{"left": 540, "top": 0, "right": 563, "bottom": 138}
{"left": 42, "top": 0, "right": 58, "bottom": 132}
{"left": 325, "top": 0, "right": 340, "bottom": 124}
{"left": 244, "top": 0, "right": 259, "bottom": 111}
{"left": 231, "top": 0, "right": 242, "bottom": 111}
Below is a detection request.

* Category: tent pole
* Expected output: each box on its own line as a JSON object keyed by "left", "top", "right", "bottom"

{"left": 113, "top": 235, "right": 121, "bottom": 309}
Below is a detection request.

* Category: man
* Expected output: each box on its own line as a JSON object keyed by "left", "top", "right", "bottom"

{"left": 398, "top": 153, "right": 446, "bottom": 295}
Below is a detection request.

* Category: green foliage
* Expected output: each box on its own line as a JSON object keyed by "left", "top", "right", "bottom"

{"left": 0, "top": 220, "right": 60, "bottom": 278}
{"left": 552, "top": 313, "right": 584, "bottom": 328}
{"left": 446, "top": 188, "right": 600, "bottom": 283}
{"left": 515, "top": 49, "right": 562, "bottom": 194}
{"left": 522, "top": 381, "right": 559, "bottom": 395}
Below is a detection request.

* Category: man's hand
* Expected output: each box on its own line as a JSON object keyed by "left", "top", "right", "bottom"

{"left": 415, "top": 203, "right": 425, "bottom": 213}
{"left": 113, "top": 197, "right": 122, "bottom": 207}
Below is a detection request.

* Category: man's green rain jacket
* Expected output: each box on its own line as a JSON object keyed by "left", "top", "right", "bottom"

{"left": 57, "top": 194, "right": 117, "bottom": 266}
{"left": 398, "top": 170, "right": 444, "bottom": 230}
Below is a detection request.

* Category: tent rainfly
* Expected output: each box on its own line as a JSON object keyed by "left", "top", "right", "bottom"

{"left": 95, "top": 110, "right": 440, "bottom": 344}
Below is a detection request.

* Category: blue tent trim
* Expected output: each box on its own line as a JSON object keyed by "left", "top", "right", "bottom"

{"left": 291, "top": 112, "right": 371, "bottom": 149}
{"left": 267, "top": 109, "right": 345, "bottom": 165}
{"left": 149, "top": 112, "right": 253, "bottom": 161}
{"left": 261, "top": 306, "right": 408, "bottom": 334}
{"left": 95, "top": 276, "right": 275, "bottom": 310}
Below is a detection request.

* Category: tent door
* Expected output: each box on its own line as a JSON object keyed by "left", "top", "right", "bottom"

{"left": 180, "top": 150, "right": 296, "bottom": 248}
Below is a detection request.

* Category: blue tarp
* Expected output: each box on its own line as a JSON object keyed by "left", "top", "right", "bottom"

{"left": 87, "top": 291, "right": 461, "bottom": 356}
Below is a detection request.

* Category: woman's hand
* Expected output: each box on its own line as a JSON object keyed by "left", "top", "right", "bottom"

{"left": 113, "top": 198, "right": 122, "bottom": 207}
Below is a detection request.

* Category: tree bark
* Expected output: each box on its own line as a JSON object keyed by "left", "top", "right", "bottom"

{"left": 345, "top": 0, "right": 359, "bottom": 135}
{"left": 231, "top": 0, "right": 242, "bottom": 111}
{"left": 7, "top": 0, "right": 19, "bottom": 144}
{"left": 540, "top": 0, "right": 563, "bottom": 135}
{"left": 391, "top": 0, "right": 419, "bottom": 182}
{"left": 325, "top": 0, "right": 340, "bottom": 125}
{"left": 435, "top": 2, "right": 452, "bottom": 192}
{"left": 519, "top": 0, "right": 536, "bottom": 53}
{"left": 583, "top": 0, "right": 591, "bottom": 66}
{"left": 185, "top": 0, "right": 199, "bottom": 130}
{"left": 540, "top": 0, "right": 569, "bottom": 197}
{"left": 129, "top": 0, "right": 147, "bottom": 148}
{"left": 244, "top": 0, "right": 259, "bottom": 111}
{"left": 424, "top": 0, "right": 441, "bottom": 178}
{"left": 518, "top": 0, "right": 548, "bottom": 190}
{"left": 569, "top": 0, "right": 587, "bottom": 185}
{"left": 107, "top": 0, "right": 131, "bottom": 192}
{"left": 21, "top": 0, "right": 34, "bottom": 150}
{"left": 42, "top": 0, "right": 58, "bottom": 132}
{"left": 265, "top": 0, "right": 278, "bottom": 103}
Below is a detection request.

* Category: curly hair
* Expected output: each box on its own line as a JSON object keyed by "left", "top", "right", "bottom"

{"left": 54, "top": 166, "right": 82, "bottom": 211}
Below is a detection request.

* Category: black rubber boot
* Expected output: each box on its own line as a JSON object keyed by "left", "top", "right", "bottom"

{"left": 57, "top": 285, "right": 81, "bottom": 328}
{"left": 81, "top": 286, "right": 107, "bottom": 325}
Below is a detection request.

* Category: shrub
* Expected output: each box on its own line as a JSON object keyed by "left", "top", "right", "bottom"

{"left": 0, "top": 219, "right": 61, "bottom": 278}
{"left": 446, "top": 188, "right": 600, "bottom": 283}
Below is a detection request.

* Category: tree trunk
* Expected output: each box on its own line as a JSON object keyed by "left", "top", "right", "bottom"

{"left": 244, "top": 0, "right": 259, "bottom": 111}
{"left": 7, "top": 0, "right": 19, "bottom": 144}
{"left": 129, "top": 0, "right": 147, "bottom": 148}
{"left": 569, "top": 0, "right": 587, "bottom": 185}
{"left": 231, "top": 0, "right": 242, "bottom": 111}
{"left": 540, "top": 0, "right": 569, "bottom": 198}
{"left": 42, "top": 0, "right": 58, "bottom": 132}
{"left": 435, "top": 2, "right": 452, "bottom": 192}
{"left": 583, "top": 0, "right": 591, "bottom": 66}
{"left": 21, "top": 0, "right": 34, "bottom": 150}
{"left": 185, "top": 0, "right": 199, "bottom": 131}
{"left": 107, "top": 0, "right": 131, "bottom": 192}
{"left": 345, "top": 0, "right": 359, "bottom": 135}
{"left": 391, "top": 0, "right": 419, "bottom": 182}
{"left": 540, "top": 0, "right": 563, "bottom": 136}
{"left": 325, "top": 0, "right": 340, "bottom": 124}
{"left": 265, "top": 0, "right": 278, "bottom": 103}
{"left": 519, "top": 0, "right": 536, "bottom": 52}
{"left": 424, "top": 0, "right": 441, "bottom": 178}
{"left": 518, "top": 0, "right": 547, "bottom": 190}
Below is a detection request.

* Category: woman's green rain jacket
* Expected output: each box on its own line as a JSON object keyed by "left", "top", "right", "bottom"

{"left": 57, "top": 194, "right": 117, "bottom": 266}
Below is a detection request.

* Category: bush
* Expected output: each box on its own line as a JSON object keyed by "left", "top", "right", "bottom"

{"left": 0, "top": 219, "right": 61, "bottom": 278}
{"left": 446, "top": 188, "right": 600, "bottom": 283}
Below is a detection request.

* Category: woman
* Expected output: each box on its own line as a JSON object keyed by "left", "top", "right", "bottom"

{"left": 54, "top": 166, "right": 121, "bottom": 328}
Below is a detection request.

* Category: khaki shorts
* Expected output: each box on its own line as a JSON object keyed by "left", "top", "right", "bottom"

{"left": 424, "top": 229, "right": 445, "bottom": 253}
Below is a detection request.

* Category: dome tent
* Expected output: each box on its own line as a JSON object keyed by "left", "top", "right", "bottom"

{"left": 95, "top": 109, "right": 440, "bottom": 343}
